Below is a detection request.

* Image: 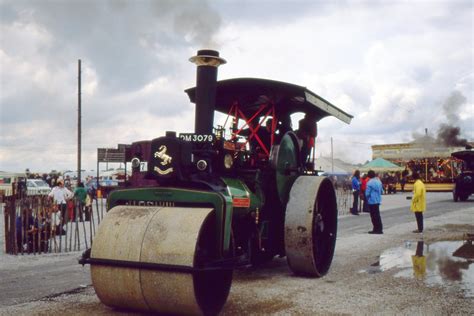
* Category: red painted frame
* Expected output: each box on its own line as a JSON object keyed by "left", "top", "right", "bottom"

{"left": 225, "top": 101, "right": 277, "bottom": 158}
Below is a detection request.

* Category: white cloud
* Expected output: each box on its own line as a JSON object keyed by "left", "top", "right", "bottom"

{"left": 0, "top": 0, "right": 473, "bottom": 171}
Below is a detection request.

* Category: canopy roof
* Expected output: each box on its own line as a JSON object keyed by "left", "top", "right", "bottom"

{"left": 452, "top": 150, "right": 474, "bottom": 170}
{"left": 360, "top": 158, "right": 404, "bottom": 172}
{"left": 451, "top": 150, "right": 474, "bottom": 162}
{"left": 185, "top": 78, "right": 353, "bottom": 124}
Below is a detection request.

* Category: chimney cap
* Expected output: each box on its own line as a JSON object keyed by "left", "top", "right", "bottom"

{"left": 197, "top": 49, "right": 220, "bottom": 57}
{"left": 190, "top": 49, "right": 226, "bottom": 67}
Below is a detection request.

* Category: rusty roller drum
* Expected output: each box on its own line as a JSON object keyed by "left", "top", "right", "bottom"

{"left": 284, "top": 176, "right": 337, "bottom": 277}
{"left": 90, "top": 205, "right": 232, "bottom": 315}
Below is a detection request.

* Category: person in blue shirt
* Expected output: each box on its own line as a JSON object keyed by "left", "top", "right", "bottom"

{"left": 350, "top": 170, "right": 361, "bottom": 215}
{"left": 365, "top": 170, "right": 384, "bottom": 234}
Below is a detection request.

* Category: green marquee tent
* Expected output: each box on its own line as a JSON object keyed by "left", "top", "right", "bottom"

{"left": 360, "top": 158, "right": 404, "bottom": 172}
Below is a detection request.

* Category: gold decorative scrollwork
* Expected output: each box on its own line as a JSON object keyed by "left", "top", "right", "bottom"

{"left": 153, "top": 145, "right": 174, "bottom": 175}
{"left": 154, "top": 166, "right": 174, "bottom": 175}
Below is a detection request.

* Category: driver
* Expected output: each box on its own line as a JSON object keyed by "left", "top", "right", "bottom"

{"left": 296, "top": 113, "right": 317, "bottom": 165}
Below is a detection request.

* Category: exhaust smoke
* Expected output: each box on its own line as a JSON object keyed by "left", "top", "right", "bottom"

{"left": 436, "top": 91, "right": 468, "bottom": 147}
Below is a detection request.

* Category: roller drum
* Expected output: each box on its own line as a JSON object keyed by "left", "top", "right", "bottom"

{"left": 284, "top": 176, "right": 337, "bottom": 277}
{"left": 91, "top": 205, "right": 232, "bottom": 315}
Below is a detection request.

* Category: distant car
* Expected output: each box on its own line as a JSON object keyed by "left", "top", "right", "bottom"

{"left": 85, "top": 178, "right": 119, "bottom": 190}
{"left": 452, "top": 149, "right": 474, "bottom": 202}
{"left": 26, "top": 179, "right": 51, "bottom": 195}
{"left": 84, "top": 178, "right": 120, "bottom": 198}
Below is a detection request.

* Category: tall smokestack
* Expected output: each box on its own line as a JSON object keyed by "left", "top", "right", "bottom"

{"left": 189, "top": 49, "right": 226, "bottom": 134}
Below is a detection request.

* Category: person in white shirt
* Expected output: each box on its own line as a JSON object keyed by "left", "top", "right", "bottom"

{"left": 48, "top": 180, "right": 73, "bottom": 226}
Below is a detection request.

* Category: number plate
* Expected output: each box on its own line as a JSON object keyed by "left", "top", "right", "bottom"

{"left": 179, "top": 133, "right": 214, "bottom": 143}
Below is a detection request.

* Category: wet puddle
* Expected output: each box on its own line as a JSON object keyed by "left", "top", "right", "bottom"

{"left": 361, "top": 237, "right": 474, "bottom": 297}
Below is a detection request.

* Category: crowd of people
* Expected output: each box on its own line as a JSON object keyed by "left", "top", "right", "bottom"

{"left": 328, "top": 171, "right": 409, "bottom": 195}
{"left": 15, "top": 179, "right": 96, "bottom": 253}
{"left": 349, "top": 168, "right": 426, "bottom": 235}
{"left": 23, "top": 171, "right": 98, "bottom": 191}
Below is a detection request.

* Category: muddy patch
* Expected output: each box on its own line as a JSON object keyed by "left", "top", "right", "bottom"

{"left": 422, "top": 224, "right": 474, "bottom": 243}
{"left": 361, "top": 237, "right": 474, "bottom": 298}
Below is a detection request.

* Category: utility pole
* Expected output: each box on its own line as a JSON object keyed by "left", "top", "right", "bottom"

{"left": 78, "top": 59, "right": 82, "bottom": 184}
{"left": 331, "top": 137, "right": 334, "bottom": 172}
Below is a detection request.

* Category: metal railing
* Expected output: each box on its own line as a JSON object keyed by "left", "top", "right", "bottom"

{"left": 335, "top": 187, "right": 353, "bottom": 216}
{"left": 2, "top": 194, "right": 106, "bottom": 255}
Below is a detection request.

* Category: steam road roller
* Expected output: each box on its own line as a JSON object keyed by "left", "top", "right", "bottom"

{"left": 80, "top": 50, "right": 353, "bottom": 315}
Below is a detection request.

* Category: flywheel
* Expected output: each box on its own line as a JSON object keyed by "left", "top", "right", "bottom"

{"left": 275, "top": 131, "right": 301, "bottom": 205}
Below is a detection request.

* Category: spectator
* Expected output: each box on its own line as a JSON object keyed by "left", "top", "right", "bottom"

{"left": 87, "top": 183, "right": 97, "bottom": 200}
{"left": 400, "top": 171, "right": 407, "bottom": 192}
{"left": 16, "top": 179, "right": 27, "bottom": 198}
{"left": 48, "top": 180, "right": 73, "bottom": 226}
{"left": 51, "top": 176, "right": 57, "bottom": 187}
{"left": 360, "top": 173, "right": 369, "bottom": 213}
{"left": 331, "top": 175, "right": 338, "bottom": 189}
{"left": 350, "top": 170, "right": 361, "bottom": 215}
{"left": 74, "top": 182, "right": 87, "bottom": 221}
{"left": 64, "top": 175, "right": 72, "bottom": 190}
{"left": 16, "top": 208, "right": 35, "bottom": 252}
{"left": 365, "top": 170, "right": 384, "bottom": 234}
{"left": 84, "top": 191, "right": 93, "bottom": 221}
{"left": 386, "top": 173, "right": 396, "bottom": 194}
{"left": 381, "top": 173, "right": 389, "bottom": 194}
{"left": 45, "top": 174, "right": 52, "bottom": 187}
{"left": 15, "top": 208, "right": 50, "bottom": 252}
{"left": 410, "top": 172, "right": 426, "bottom": 233}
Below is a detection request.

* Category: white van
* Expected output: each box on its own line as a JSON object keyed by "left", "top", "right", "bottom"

{"left": 0, "top": 172, "right": 26, "bottom": 196}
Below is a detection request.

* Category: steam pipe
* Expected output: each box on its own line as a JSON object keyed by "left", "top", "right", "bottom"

{"left": 189, "top": 50, "right": 226, "bottom": 134}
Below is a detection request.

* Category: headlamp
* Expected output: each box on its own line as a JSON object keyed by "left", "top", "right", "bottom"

{"left": 131, "top": 157, "right": 141, "bottom": 169}
{"left": 196, "top": 160, "right": 208, "bottom": 171}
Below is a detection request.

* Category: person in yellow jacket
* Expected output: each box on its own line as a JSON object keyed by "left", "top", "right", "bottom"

{"left": 410, "top": 172, "right": 426, "bottom": 233}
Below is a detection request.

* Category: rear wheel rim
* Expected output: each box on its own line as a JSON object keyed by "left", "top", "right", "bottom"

{"left": 312, "top": 178, "right": 337, "bottom": 276}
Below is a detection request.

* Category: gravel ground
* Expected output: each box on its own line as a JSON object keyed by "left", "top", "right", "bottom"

{"left": 1, "top": 196, "right": 473, "bottom": 315}
{"left": 222, "top": 207, "right": 474, "bottom": 315}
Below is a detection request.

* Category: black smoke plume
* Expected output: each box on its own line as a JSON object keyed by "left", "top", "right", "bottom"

{"left": 436, "top": 91, "right": 468, "bottom": 147}
{"left": 437, "top": 124, "right": 468, "bottom": 147}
